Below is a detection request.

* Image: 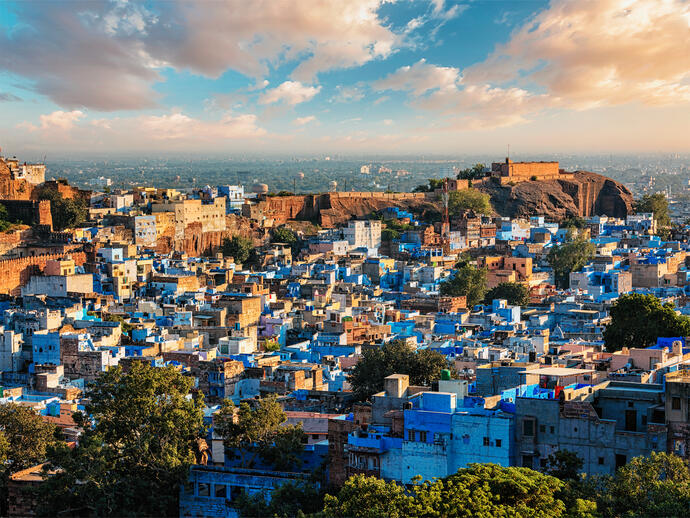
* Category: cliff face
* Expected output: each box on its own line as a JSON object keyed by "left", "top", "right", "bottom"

{"left": 251, "top": 171, "right": 633, "bottom": 227}
{"left": 476, "top": 171, "right": 634, "bottom": 220}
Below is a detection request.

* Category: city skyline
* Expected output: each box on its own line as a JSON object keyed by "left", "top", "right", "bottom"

{"left": 1, "top": 0, "right": 689, "bottom": 155}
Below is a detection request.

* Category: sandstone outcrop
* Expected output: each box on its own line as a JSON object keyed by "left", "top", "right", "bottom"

{"left": 477, "top": 171, "right": 634, "bottom": 220}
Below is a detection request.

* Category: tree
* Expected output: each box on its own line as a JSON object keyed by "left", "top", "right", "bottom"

{"left": 439, "top": 264, "right": 487, "bottom": 308}
{"left": 272, "top": 226, "right": 297, "bottom": 245}
{"left": 448, "top": 188, "right": 492, "bottom": 216}
{"left": 0, "top": 404, "right": 56, "bottom": 515}
{"left": 325, "top": 465, "right": 570, "bottom": 518}
{"left": 485, "top": 282, "right": 530, "bottom": 306}
{"left": 413, "top": 178, "right": 443, "bottom": 193}
{"left": 603, "top": 293, "right": 690, "bottom": 352}
{"left": 0, "top": 204, "right": 15, "bottom": 232}
{"left": 221, "top": 235, "right": 254, "bottom": 264}
{"left": 234, "top": 481, "right": 324, "bottom": 518}
{"left": 545, "top": 450, "right": 584, "bottom": 481}
{"left": 561, "top": 216, "right": 587, "bottom": 230}
{"left": 457, "top": 163, "right": 486, "bottom": 180}
{"left": 323, "top": 474, "right": 413, "bottom": 518}
{"left": 38, "top": 362, "right": 205, "bottom": 517}
{"left": 598, "top": 452, "right": 690, "bottom": 518}
{"left": 36, "top": 188, "right": 88, "bottom": 230}
{"left": 381, "top": 228, "right": 400, "bottom": 242}
{"left": 636, "top": 193, "right": 670, "bottom": 227}
{"left": 347, "top": 340, "right": 455, "bottom": 402}
{"left": 547, "top": 234, "right": 595, "bottom": 289}
{"left": 214, "top": 397, "right": 305, "bottom": 470}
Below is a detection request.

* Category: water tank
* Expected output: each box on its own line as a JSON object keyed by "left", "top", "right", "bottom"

{"left": 441, "top": 369, "right": 451, "bottom": 380}
{"left": 252, "top": 183, "right": 269, "bottom": 194}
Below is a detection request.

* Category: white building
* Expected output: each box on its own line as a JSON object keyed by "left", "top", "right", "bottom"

{"left": 343, "top": 220, "right": 382, "bottom": 250}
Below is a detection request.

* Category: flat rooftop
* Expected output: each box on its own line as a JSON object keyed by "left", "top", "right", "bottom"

{"left": 519, "top": 367, "right": 595, "bottom": 377}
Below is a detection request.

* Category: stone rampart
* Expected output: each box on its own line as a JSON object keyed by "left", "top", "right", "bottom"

{"left": 0, "top": 251, "right": 86, "bottom": 295}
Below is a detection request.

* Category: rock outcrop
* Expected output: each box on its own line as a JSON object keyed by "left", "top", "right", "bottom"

{"left": 476, "top": 171, "right": 634, "bottom": 220}
{"left": 250, "top": 171, "right": 634, "bottom": 227}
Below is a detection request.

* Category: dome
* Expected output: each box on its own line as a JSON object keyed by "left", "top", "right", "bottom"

{"left": 252, "top": 183, "right": 269, "bottom": 194}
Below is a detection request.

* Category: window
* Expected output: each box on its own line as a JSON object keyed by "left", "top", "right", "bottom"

{"left": 418, "top": 431, "right": 427, "bottom": 442}
{"left": 198, "top": 483, "right": 210, "bottom": 497}
{"left": 672, "top": 397, "right": 681, "bottom": 410}
{"left": 550, "top": 426, "right": 555, "bottom": 433}
{"left": 495, "top": 439, "right": 502, "bottom": 447}
{"left": 615, "top": 454, "right": 627, "bottom": 469}
{"left": 483, "top": 437, "right": 490, "bottom": 446}
{"left": 539, "top": 425, "right": 546, "bottom": 433}
{"left": 214, "top": 485, "right": 226, "bottom": 498}
{"left": 408, "top": 430, "right": 415, "bottom": 441}
{"left": 523, "top": 419, "right": 535, "bottom": 436}
{"left": 598, "top": 457, "right": 605, "bottom": 465}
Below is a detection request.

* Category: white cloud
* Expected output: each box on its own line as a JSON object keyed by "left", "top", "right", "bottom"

{"left": 332, "top": 85, "right": 365, "bottom": 103}
{"left": 260, "top": 81, "right": 321, "bottom": 106}
{"left": 0, "top": 0, "right": 402, "bottom": 110}
{"left": 466, "top": 0, "right": 690, "bottom": 109}
{"left": 293, "top": 116, "right": 316, "bottom": 126}
{"left": 374, "top": 59, "right": 460, "bottom": 95}
{"left": 19, "top": 110, "right": 86, "bottom": 131}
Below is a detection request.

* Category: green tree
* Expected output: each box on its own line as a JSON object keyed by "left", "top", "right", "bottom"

{"left": 598, "top": 452, "right": 690, "bottom": 518}
{"left": 603, "top": 293, "right": 690, "bottom": 352}
{"left": 381, "top": 228, "right": 400, "bottom": 242}
{"left": 457, "top": 163, "right": 486, "bottom": 180}
{"left": 561, "top": 216, "right": 587, "bottom": 230}
{"left": 439, "top": 264, "right": 487, "bottom": 307}
{"left": 545, "top": 450, "right": 584, "bottom": 481}
{"left": 221, "top": 235, "right": 254, "bottom": 264}
{"left": 0, "top": 204, "right": 14, "bottom": 232}
{"left": 636, "top": 193, "right": 671, "bottom": 227}
{"left": 0, "top": 404, "right": 56, "bottom": 515}
{"left": 413, "top": 178, "right": 443, "bottom": 193}
{"left": 348, "top": 340, "right": 455, "bottom": 402}
{"left": 272, "top": 226, "right": 297, "bottom": 245}
{"left": 214, "top": 397, "right": 305, "bottom": 470}
{"left": 448, "top": 188, "right": 492, "bottom": 216}
{"left": 323, "top": 474, "right": 413, "bottom": 518}
{"left": 38, "top": 362, "right": 205, "bottom": 517}
{"left": 485, "top": 282, "right": 530, "bottom": 306}
{"left": 233, "top": 481, "right": 324, "bottom": 518}
{"left": 547, "top": 234, "right": 595, "bottom": 288}
{"left": 37, "top": 188, "right": 88, "bottom": 230}
{"left": 325, "top": 464, "right": 570, "bottom": 518}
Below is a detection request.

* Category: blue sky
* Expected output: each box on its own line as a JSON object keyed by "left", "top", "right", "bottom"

{"left": 1, "top": 0, "right": 689, "bottom": 155}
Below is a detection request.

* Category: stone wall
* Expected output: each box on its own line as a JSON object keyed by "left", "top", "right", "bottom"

{"left": 0, "top": 251, "right": 86, "bottom": 295}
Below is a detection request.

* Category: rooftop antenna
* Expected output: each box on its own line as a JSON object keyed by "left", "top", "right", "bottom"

{"left": 507, "top": 143, "right": 510, "bottom": 161}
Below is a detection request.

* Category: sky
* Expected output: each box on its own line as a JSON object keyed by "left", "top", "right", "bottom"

{"left": 0, "top": 0, "right": 689, "bottom": 156}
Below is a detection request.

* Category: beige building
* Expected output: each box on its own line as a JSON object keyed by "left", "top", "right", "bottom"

{"left": 152, "top": 198, "right": 226, "bottom": 240}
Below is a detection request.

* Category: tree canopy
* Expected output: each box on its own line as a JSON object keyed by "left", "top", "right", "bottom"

{"left": 38, "top": 362, "right": 205, "bottom": 517}
{"left": 598, "top": 452, "right": 690, "bottom": 518}
{"left": 547, "top": 233, "right": 595, "bottom": 289}
{"left": 456, "top": 163, "right": 486, "bottom": 180}
{"left": 0, "top": 404, "right": 57, "bottom": 515}
{"left": 603, "top": 293, "right": 690, "bottom": 352}
{"left": 36, "top": 188, "right": 88, "bottom": 231}
{"left": 439, "top": 264, "right": 487, "bottom": 308}
{"left": 348, "top": 340, "right": 455, "bottom": 402}
{"left": 324, "top": 464, "right": 569, "bottom": 518}
{"left": 272, "top": 226, "right": 297, "bottom": 245}
{"left": 485, "top": 282, "right": 530, "bottom": 306}
{"left": 221, "top": 235, "right": 255, "bottom": 264}
{"left": 636, "top": 193, "right": 671, "bottom": 227}
{"left": 448, "top": 188, "right": 492, "bottom": 216}
{"left": 214, "top": 397, "right": 305, "bottom": 471}
{"left": 412, "top": 178, "right": 443, "bottom": 193}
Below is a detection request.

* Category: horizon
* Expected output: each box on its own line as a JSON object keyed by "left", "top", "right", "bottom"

{"left": 1, "top": 0, "right": 689, "bottom": 156}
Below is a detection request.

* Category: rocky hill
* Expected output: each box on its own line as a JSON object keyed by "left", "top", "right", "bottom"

{"left": 476, "top": 171, "right": 634, "bottom": 220}
{"left": 252, "top": 171, "right": 634, "bottom": 227}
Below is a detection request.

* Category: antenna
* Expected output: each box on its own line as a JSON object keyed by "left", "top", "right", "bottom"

{"left": 507, "top": 143, "right": 510, "bottom": 160}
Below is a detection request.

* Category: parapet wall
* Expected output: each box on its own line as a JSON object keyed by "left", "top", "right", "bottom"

{"left": 0, "top": 251, "right": 86, "bottom": 295}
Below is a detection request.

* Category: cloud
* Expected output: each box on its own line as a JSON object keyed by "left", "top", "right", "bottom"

{"left": 0, "top": 93, "right": 22, "bottom": 102}
{"left": 332, "top": 85, "right": 365, "bottom": 103}
{"left": 0, "top": 0, "right": 402, "bottom": 111}
{"left": 374, "top": 0, "right": 690, "bottom": 130}
{"left": 260, "top": 81, "right": 321, "bottom": 106}
{"left": 374, "top": 59, "right": 460, "bottom": 95}
{"left": 135, "top": 112, "right": 266, "bottom": 140}
{"left": 466, "top": 0, "right": 690, "bottom": 109}
{"left": 19, "top": 110, "right": 86, "bottom": 131}
{"left": 293, "top": 116, "right": 316, "bottom": 126}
